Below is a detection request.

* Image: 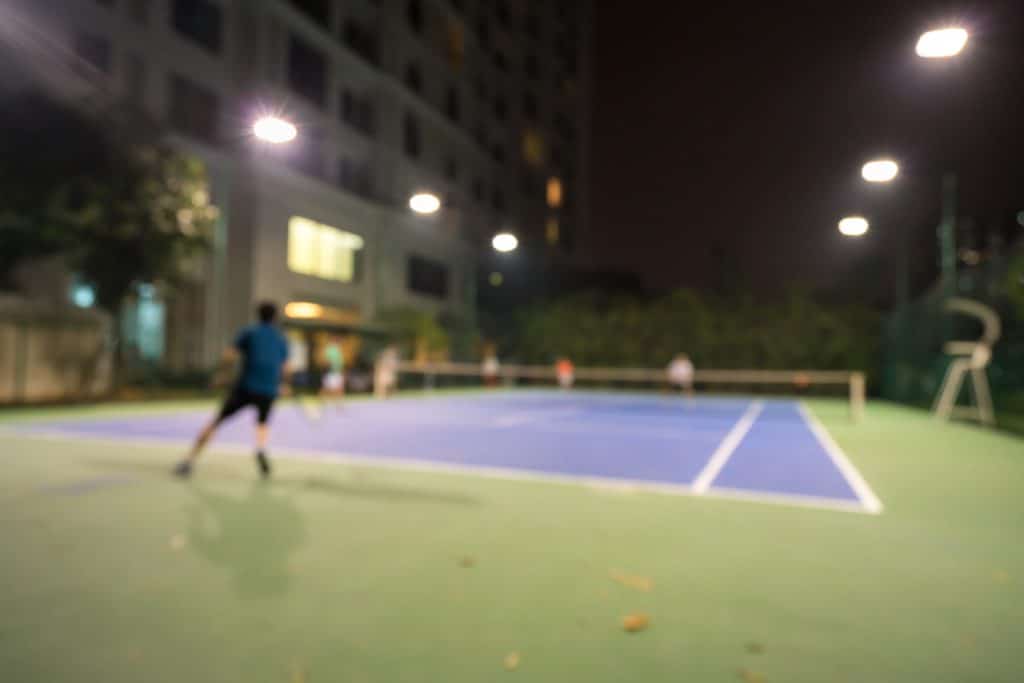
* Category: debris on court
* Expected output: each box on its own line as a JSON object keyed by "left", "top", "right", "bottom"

{"left": 169, "top": 533, "right": 186, "bottom": 551}
{"left": 745, "top": 641, "right": 765, "bottom": 654}
{"left": 737, "top": 668, "right": 766, "bottom": 682}
{"left": 289, "top": 662, "right": 309, "bottom": 682}
{"left": 503, "top": 651, "right": 521, "bottom": 671}
{"left": 622, "top": 613, "right": 650, "bottom": 633}
{"left": 459, "top": 555, "right": 476, "bottom": 568}
{"left": 610, "top": 569, "right": 653, "bottom": 592}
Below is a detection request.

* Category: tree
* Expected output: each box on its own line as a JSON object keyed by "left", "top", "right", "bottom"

{"left": 0, "top": 89, "right": 215, "bottom": 372}
{"left": 1007, "top": 248, "right": 1024, "bottom": 318}
{"left": 377, "top": 307, "right": 450, "bottom": 362}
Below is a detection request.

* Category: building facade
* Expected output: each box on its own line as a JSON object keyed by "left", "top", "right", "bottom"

{"left": 6, "top": 0, "right": 592, "bottom": 371}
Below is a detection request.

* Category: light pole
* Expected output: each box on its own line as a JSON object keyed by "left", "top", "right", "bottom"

{"left": 916, "top": 27, "right": 968, "bottom": 299}
{"left": 844, "top": 26, "right": 969, "bottom": 305}
{"left": 210, "top": 115, "right": 297, "bottom": 359}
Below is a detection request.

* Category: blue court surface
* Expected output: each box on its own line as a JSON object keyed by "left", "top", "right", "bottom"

{"left": 13, "top": 392, "right": 882, "bottom": 514}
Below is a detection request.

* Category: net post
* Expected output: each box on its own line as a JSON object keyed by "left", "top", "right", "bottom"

{"left": 850, "top": 372, "right": 866, "bottom": 423}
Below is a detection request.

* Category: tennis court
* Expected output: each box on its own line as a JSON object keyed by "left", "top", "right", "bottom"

{"left": 11, "top": 391, "right": 881, "bottom": 514}
{"left": 1, "top": 393, "right": 1022, "bottom": 683}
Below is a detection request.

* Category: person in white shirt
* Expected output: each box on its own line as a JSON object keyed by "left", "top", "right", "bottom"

{"left": 374, "top": 345, "right": 399, "bottom": 398}
{"left": 481, "top": 349, "right": 501, "bottom": 387}
{"left": 667, "top": 353, "right": 695, "bottom": 402}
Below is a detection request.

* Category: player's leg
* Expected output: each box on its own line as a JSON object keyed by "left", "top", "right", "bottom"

{"left": 253, "top": 396, "right": 275, "bottom": 478}
{"left": 174, "top": 390, "right": 245, "bottom": 477}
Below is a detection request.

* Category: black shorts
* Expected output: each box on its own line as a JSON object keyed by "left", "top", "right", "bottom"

{"left": 217, "top": 387, "right": 275, "bottom": 424}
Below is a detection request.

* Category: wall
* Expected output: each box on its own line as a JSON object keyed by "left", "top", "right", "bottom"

{"left": 0, "top": 297, "right": 113, "bottom": 403}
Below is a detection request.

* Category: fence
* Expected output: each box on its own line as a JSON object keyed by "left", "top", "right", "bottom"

{"left": 395, "top": 361, "right": 867, "bottom": 422}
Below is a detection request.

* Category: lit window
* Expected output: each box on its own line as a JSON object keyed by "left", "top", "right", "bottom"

{"left": 546, "top": 177, "right": 563, "bottom": 208}
{"left": 287, "top": 216, "right": 364, "bottom": 282}
{"left": 522, "top": 129, "right": 545, "bottom": 167}
{"left": 545, "top": 218, "right": 559, "bottom": 245}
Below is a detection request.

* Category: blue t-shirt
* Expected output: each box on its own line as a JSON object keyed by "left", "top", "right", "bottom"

{"left": 235, "top": 324, "right": 289, "bottom": 397}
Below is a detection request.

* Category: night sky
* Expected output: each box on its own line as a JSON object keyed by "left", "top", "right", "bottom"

{"left": 589, "top": 0, "right": 1024, "bottom": 297}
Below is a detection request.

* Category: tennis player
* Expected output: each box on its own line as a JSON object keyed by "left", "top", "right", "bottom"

{"left": 320, "top": 337, "right": 345, "bottom": 403}
{"left": 481, "top": 347, "right": 501, "bottom": 387}
{"left": 555, "top": 357, "right": 575, "bottom": 390}
{"left": 374, "top": 344, "right": 399, "bottom": 398}
{"left": 667, "top": 353, "right": 695, "bottom": 401}
{"left": 174, "top": 301, "right": 289, "bottom": 479}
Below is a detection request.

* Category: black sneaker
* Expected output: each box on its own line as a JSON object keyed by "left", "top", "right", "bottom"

{"left": 173, "top": 460, "right": 193, "bottom": 478}
{"left": 256, "top": 452, "right": 271, "bottom": 479}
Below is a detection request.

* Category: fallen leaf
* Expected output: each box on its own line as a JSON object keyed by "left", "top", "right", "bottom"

{"left": 737, "top": 668, "right": 766, "bottom": 682}
{"left": 503, "top": 651, "right": 520, "bottom": 671}
{"left": 610, "top": 570, "right": 653, "bottom": 592}
{"left": 290, "top": 662, "right": 309, "bottom": 683}
{"left": 459, "top": 556, "right": 476, "bottom": 568}
{"left": 622, "top": 613, "right": 650, "bottom": 633}
{"left": 745, "top": 642, "right": 765, "bottom": 654}
{"left": 169, "top": 533, "right": 186, "bottom": 551}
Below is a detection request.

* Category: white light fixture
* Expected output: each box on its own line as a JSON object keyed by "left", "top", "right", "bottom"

{"left": 916, "top": 27, "right": 968, "bottom": 59}
{"left": 252, "top": 116, "right": 298, "bottom": 143}
{"left": 861, "top": 159, "right": 900, "bottom": 183}
{"left": 492, "top": 232, "right": 519, "bottom": 253}
{"left": 409, "top": 192, "right": 441, "bottom": 214}
{"left": 839, "top": 216, "right": 870, "bottom": 237}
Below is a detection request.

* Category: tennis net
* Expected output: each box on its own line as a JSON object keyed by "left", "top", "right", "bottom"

{"left": 390, "top": 361, "right": 866, "bottom": 422}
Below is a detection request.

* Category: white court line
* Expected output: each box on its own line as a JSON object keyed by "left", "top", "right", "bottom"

{"left": 0, "top": 423, "right": 878, "bottom": 515}
{"left": 690, "top": 401, "right": 764, "bottom": 494}
{"left": 798, "top": 403, "right": 883, "bottom": 514}
{"left": 704, "top": 485, "right": 871, "bottom": 515}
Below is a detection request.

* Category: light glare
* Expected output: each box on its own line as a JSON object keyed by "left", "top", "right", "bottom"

{"left": 284, "top": 302, "right": 324, "bottom": 319}
{"left": 839, "top": 216, "right": 870, "bottom": 237}
{"left": 861, "top": 159, "right": 899, "bottom": 183}
{"left": 409, "top": 193, "right": 441, "bottom": 214}
{"left": 492, "top": 232, "right": 519, "bottom": 253}
{"left": 916, "top": 28, "right": 968, "bottom": 58}
{"left": 252, "top": 116, "right": 297, "bottom": 143}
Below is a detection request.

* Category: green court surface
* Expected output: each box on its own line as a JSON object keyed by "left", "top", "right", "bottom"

{"left": 1, "top": 399, "right": 1022, "bottom": 682}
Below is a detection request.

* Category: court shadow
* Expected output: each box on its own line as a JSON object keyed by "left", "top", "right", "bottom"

{"left": 277, "top": 473, "right": 481, "bottom": 508}
{"left": 186, "top": 482, "right": 306, "bottom": 599}
{"left": 82, "top": 457, "right": 481, "bottom": 507}
{"left": 84, "top": 458, "right": 190, "bottom": 478}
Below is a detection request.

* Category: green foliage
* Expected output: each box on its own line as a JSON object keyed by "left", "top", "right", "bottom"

{"left": 503, "top": 289, "right": 880, "bottom": 372}
{"left": 0, "top": 90, "right": 215, "bottom": 311}
{"left": 1006, "top": 249, "right": 1024, "bottom": 318}
{"left": 377, "top": 307, "right": 450, "bottom": 361}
